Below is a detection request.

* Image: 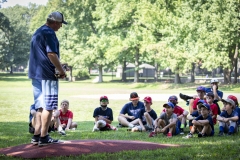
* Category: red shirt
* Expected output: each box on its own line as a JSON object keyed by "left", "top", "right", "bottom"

{"left": 162, "top": 105, "right": 184, "bottom": 116}
{"left": 59, "top": 110, "right": 73, "bottom": 125}
{"left": 192, "top": 98, "right": 207, "bottom": 110}
{"left": 209, "top": 103, "right": 218, "bottom": 124}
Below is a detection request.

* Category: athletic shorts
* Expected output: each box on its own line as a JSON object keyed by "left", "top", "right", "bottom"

{"left": 32, "top": 79, "right": 58, "bottom": 110}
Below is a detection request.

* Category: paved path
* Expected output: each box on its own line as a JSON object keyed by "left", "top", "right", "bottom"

{"left": 71, "top": 93, "right": 240, "bottom": 102}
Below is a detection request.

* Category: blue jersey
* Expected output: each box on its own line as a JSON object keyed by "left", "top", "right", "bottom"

{"left": 93, "top": 107, "right": 113, "bottom": 121}
{"left": 220, "top": 110, "right": 238, "bottom": 119}
{"left": 138, "top": 108, "right": 157, "bottom": 125}
{"left": 28, "top": 25, "right": 59, "bottom": 80}
{"left": 234, "top": 106, "right": 240, "bottom": 124}
{"left": 195, "top": 115, "right": 214, "bottom": 131}
{"left": 120, "top": 101, "right": 144, "bottom": 118}
{"left": 205, "top": 88, "right": 223, "bottom": 99}
{"left": 191, "top": 110, "right": 200, "bottom": 117}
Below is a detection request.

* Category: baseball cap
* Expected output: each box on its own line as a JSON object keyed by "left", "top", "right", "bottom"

{"left": 197, "top": 99, "right": 206, "bottom": 105}
{"left": 130, "top": 92, "right": 139, "bottom": 101}
{"left": 196, "top": 86, "right": 206, "bottom": 92}
{"left": 143, "top": 96, "right": 152, "bottom": 104}
{"left": 168, "top": 95, "right": 178, "bottom": 101}
{"left": 61, "top": 99, "right": 69, "bottom": 105}
{"left": 163, "top": 102, "right": 174, "bottom": 108}
{"left": 47, "top": 11, "right": 68, "bottom": 24}
{"left": 227, "top": 95, "right": 238, "bottom": 105}
{"left": 199, "top": 103, "right": 210, "bottom": 110}
{"left": 210, "top": 78, "right": 219, "bottom": 84}
{"left": 206, "top": 92, "right": 214, "bottom": 98}
{"left": 222, "top": 98, "right": 235, "bottom": 106}
{"left": 100, "top": 96, "right": 108, "bottom": 101}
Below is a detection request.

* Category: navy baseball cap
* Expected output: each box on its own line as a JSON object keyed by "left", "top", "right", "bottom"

{"left": 168, "top": 95, "right": 178, "bottom": 101}
{"left": 196, "top": 86, "right": 206, "bottom": 92}
{"left": 163, "top": 102, "right": 175, "bottom": 108}
{"left": 199, "top": 103, "right": 210, "bottom": 110}
{"left": 197, "top": 99, "right": 206, "bottom": 105}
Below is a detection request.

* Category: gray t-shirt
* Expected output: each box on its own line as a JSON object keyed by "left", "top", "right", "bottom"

{"left": 159, "top": 113, "right": 177, "bottom": 125}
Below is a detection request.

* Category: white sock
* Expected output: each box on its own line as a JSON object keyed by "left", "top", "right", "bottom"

{"left": 128, "top": 123, "right": 134, "bottom": 128}
{"left": 58, "top": 126, "right": 63, "bottom": 132}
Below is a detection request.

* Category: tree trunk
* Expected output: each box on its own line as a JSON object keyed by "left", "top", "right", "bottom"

{"left": 122, "top": 60, "right": 127, "bottom": 82}
{"left": 10, "top": 65, "right": 13, "bottom": 74}
{"left": 134, "top": 47, "right": 139, "bottom": 83}
{"left": 174, "top": 66, "right": 181, "bottom": 84}
{"left": 223, "top": 68, "right": 231, "bottom": 84}
{"left": 155, "top": 61, "right": 158, "bottom": 82}
{"left": 233, "top": 44, "right": 238, "bottom": 83}
{"left": 190, "top": 63, "right": 195, "bottom": 83}
{"left": 98, "top": 65, "right": 103, "bottom": 83}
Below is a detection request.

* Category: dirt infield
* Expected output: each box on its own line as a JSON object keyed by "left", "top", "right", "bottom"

{"left": 0, "top": 140, "right": 180, "bottom": 159}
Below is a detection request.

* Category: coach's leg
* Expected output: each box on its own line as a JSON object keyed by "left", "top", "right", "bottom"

{"left": 41, "top": 109, "right": 53, "bottom": 137}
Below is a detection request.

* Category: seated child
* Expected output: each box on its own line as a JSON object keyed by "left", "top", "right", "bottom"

{"left": 206, "top": 92, "right": 218, "bottom": 125}
{"left": 29, "top": 104, "right": 37, "bottom": 134}
{"left": 59, "top": 100, "right": 78, "bottom": 131}
{"left": 161, "top": 95, "right": 189, "bottom": 134}
{"left": 131, "top": 96, "right": 157, "bottom": 132}
{"left": 184, "top": 103, "right": 214, "bottom": 138}
{"left": 92, "top": 96, "right": 117, "bottom": 131}
{"left": 217, "top": 98, "right": 239, "bottom": 136}
{"left": 149, "top": 102, "right": 179, "bottom": 138}
{"left": 187, "top": 99, "right": 204, "bottom": 131}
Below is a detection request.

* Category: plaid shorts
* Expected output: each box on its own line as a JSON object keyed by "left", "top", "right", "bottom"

{"left": 32, "top": 79, "right": 58, "bottom": 110}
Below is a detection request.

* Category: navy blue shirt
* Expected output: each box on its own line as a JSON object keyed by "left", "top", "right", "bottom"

{"left": 29, "top": 25, "right": 59, "bottom": 80}
{"left": 234, "top": 106, "right": 240, "bottom": 124}
{"left": 120, "top": 101, "right": 144, "bottom": 118}
{"left": 93, "top": 107, "right": 113, "bottom": 121}
{"left": 138, "top": 108, "right": 157, "bottom": 125}
{"left": 191, "top": 111, "right": 200, "bottom": 117}
{"left": 205, "top": 88, "right": 223, "bottom": 99}
{"left": 220, "top": 110, "right": 238, "bottom": 119}
{"left": 195, "top": 115, "right": 214, "bottom": 131}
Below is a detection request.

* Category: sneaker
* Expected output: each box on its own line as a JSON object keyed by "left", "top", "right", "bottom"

{"left": 227, "top": 132, "right": 233, "bottom": 136}
{"left": 183, "top": 133, "right": 193, "bottom": 139}
{"left": 179, "top": 93, "right": 193, "bottom": 101}
{"left": 29, "top": 123, "right": 35, "bottom": 134}
{"left": 127, "top": 128, "right": 132, "bottom": 131}
{"left": 149, "top": 131, "right": 157, "bottom": 137}
{"left": 31, "top": 135, "right": 40, "bottom": 145}
{"left": 92, "top": 127, "right": 99, "bottom": 132}
{"left": 218, "top": 131, "right": 224, "bottom": 136}
{"left": 59, "top": 130, "right": 66, "bottom": 136}
{"left": 117, "top": 124, "right": 122, "bottom": 128}
{"left": 38, "top": 135, "right": 59, "bottom": 147}
{"left": 198, "top": 132, "right": 206, "bottom": 138}
{"left": 180, "top": 128, "right": 184, "bottom": 135}
{"left": 167, "top": 132, "right": 172, "bottom": 138}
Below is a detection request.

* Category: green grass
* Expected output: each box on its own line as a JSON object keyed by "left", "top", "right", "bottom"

{"left": 0, "top": 73, "right": 240, "bottom": 159}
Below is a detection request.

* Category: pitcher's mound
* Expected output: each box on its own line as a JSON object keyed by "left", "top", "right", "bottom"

{"left": 0, "top": 140, "right": 180, "bottom": 159}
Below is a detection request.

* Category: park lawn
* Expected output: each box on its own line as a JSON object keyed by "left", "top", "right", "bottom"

{"left": 0, "top": 73, "right": 240, "bottom": 160}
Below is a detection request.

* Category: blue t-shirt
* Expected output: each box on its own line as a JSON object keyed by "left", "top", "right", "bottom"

{"left": 205, "top": 88, "right": 223, "bottom": 99}
{"left": 93, "top": 107, "right": 113, "bottom": 121}
{"left": 138, "top": 108, "right": 157, "bottom": 125}
{"left": 191, "top": 111, "right": 200, "bottom": 117}
{"left": 234, "top": 106, "right": 240, "bottom": 124}
{"left": 195, "top": 115, "right": 214, "bottom": 131}
{"left": 220, "top": 110, "right": 238, "bottom": 119}
{"left": 120, "top": 101, "right": 144, "bottom": 118}
{"left": 28, "top": 25, "right": 60, "bottom": 80}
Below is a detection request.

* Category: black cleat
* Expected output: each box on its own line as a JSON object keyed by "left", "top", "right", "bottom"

{"left": 179, "top": 93, "right": 193, "bottom": 101}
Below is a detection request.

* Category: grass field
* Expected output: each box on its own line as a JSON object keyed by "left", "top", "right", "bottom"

{"left": 0, "top": 73, "right": 240, "bottom": 160}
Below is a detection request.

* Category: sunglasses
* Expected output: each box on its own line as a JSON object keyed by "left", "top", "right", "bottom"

{"left": 100, "top": 99, "right": 108, "bottom": 102}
